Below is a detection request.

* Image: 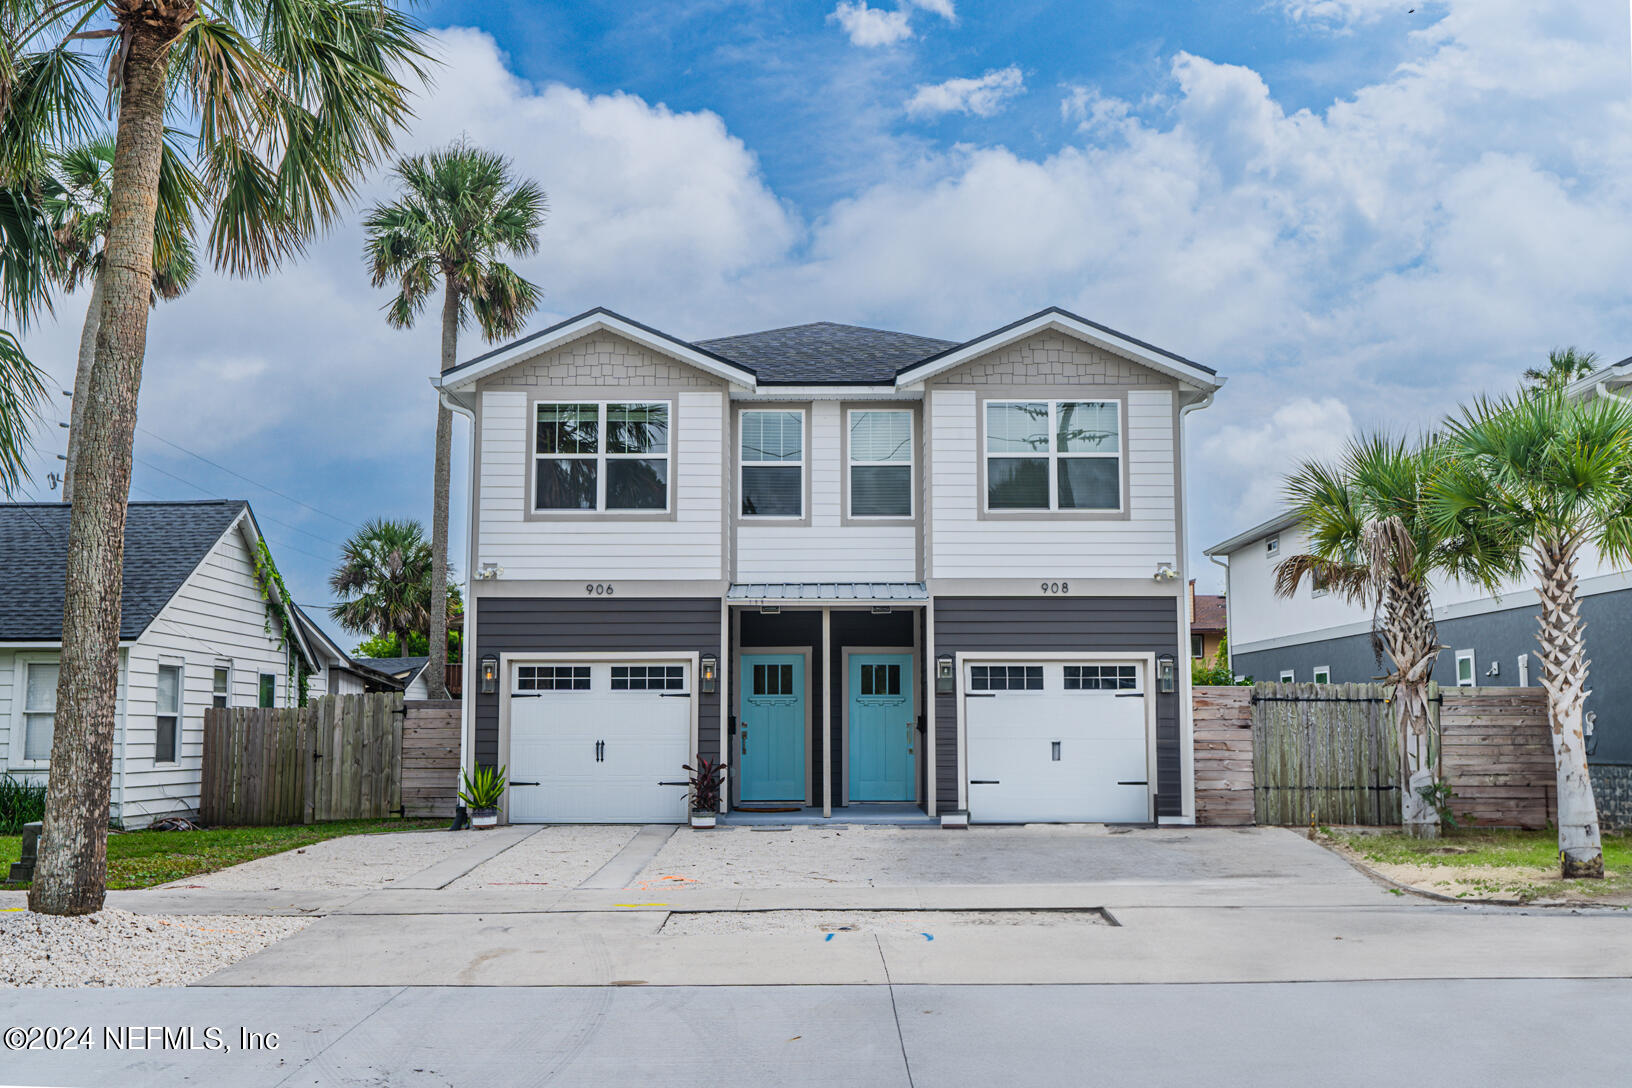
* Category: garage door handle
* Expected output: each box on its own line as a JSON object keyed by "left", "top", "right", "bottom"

{"left": 1114, "top": 693, "right": 1143, "bottom": 698}
{"left": 657, "top": 780, "right": 689, "bottom": 786}
{"left": 512, "top": 692, "right": 542, "bottom": 699}
{"left": 659, "top": 692, "right": 691, "bottom": 698}
{"left": 965, "top": 692, "right": 996, "bottom": 698}
{"left": 1117, "top": 780, "right": 1147, "bottom": 786}
{"left": 970, "top": 779, "right": 1000, "bottom": 785}
{"left": 511, "top": 780, "right": 540, "bottom": 786}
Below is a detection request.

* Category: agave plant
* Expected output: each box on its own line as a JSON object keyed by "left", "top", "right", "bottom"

{"left": 458, "top": 765, "right": 508, "bottom": 811}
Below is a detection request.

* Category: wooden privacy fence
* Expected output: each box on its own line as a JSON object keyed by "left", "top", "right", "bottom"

{"left": 1194, "top": 683, "right": 1556, "bottom": 828}
{"left": 201, "top": 694, "right": 461, "bottom": 826}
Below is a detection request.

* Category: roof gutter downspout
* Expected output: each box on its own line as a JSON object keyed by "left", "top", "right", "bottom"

{"left": 438, "top": 385, "right": 477, "bottom": 809}
{"left": 1175, "top": 390, "right": 1215, "bottom": 826}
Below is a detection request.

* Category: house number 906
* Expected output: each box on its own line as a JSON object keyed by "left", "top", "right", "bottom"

{"left": 1040, "top": 581, "right": 1070, "bottom": 594}
{"left": 585, "top": 583, "right": 616, "bottom": 595}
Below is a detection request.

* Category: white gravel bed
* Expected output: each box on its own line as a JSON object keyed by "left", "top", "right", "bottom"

{"left": 661, "top": 909, "right": 1108, "bottom": 936}
{"left": 448, "top": 826, "right": 638, "bottom": 889}
{"left": 1, "top": 909, "right": 308, "bottom": 988}
{"left": 639, "top": 826, "right": 934, "bottom": 888}
{"left": 172, "top": 830, "right": 475, "bottom": 891}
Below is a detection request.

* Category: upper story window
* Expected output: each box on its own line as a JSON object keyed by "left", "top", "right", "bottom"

{"left": 741, "top": 409, "right": 804, "bottom": 518}
{"left": 535, "top": 401, "right": 670, "bottom": 513}
{"left": 849, "top": 409, "right": 912, "bottom": 518}
{"left": 985, "top": 400, "right": 1120, "bottom": 512}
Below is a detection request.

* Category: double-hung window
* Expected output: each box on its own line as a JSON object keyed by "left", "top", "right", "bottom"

{"left": 156, "top": 664, "right": 181, "bottom": 764}
{"left": 212, "top": 666, "right": 230, "bottom": 709}
{"left": 985, "top": 400, "right": 1120, "bottom": 511}
{"left": 740, "top": 409, "right": 804, "bottom": 517}
{"left": 848, "top": 409, "right": 912, "bottom": 517}
{"left": 21, "top": 661, "right": 59, "bottom": 762}
{"left": 535, "top": 401, "right": 670, "bottom": 512}
{"left": 258, "top": 673, "right": 276, "bottom": 708}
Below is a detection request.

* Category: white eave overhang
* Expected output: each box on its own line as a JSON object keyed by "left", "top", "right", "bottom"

{"left": 893, "top": 310, "right": 1226, "bottom": 395}
{"left": 434, "top": 309, "right": 759, "bottom": 396}
{"left": 1204, "top": 512, "right": 1302, "bottom": 558}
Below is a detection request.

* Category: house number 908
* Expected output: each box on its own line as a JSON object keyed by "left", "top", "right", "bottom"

{"left": 585, "top": 583, "right": 616, "bottom": 595}
{"left": 1040, "top": 581, "right": 1070, "bottom": 594}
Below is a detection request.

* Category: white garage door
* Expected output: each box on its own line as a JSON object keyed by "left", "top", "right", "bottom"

{"left": 507, "top": 661, "right": 693, "bottom": 824}
{"left": 965, "top": 660, "right": 1151, "bottom": 823}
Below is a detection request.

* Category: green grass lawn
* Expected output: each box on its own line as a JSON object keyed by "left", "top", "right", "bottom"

{"left": 1330, "top": 827, "right": 1632, "bottom": 902}
{"left": 0, "top": 818, "right": 444, "bottom": 891}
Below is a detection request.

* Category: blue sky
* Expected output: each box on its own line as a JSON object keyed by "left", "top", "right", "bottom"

{"left": 15, "top": 0, "right": 1632, "bottom": 648}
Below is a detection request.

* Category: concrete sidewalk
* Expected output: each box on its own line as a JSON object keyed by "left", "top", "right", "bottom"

{"left": 1, "top": 980, "right": 1627, "bottom": 1087}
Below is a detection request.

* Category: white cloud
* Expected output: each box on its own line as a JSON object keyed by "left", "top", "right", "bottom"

{"left": 905, "top": 66, "right": 1024, "bottom": 118}
{"left": 1277, "top": 0, "right": 1409, "bottom": 29}
{"left": 908, "top": 0, "right": 957, "bottom": 22}
{"left": 1195, "top": 399, "right": 1357, "bottom": 526}
{"left": 828, "top": 2, "right": 913, "bottom": 47}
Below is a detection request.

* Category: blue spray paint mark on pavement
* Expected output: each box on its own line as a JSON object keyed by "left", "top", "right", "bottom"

{"left": 922, "top": 933, "right": 934, "bottom": 941}
{"left": 825, "top": 933, "right": 834, "bottom": 941}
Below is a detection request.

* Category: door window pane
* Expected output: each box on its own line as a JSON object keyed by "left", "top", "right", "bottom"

{"left": 23, "top": 662, "right": 58, "bottom": 761}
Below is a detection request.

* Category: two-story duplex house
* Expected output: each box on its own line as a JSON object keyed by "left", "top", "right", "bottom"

{"left": 436, "top": 307, "right": 1224, "bottom": 825}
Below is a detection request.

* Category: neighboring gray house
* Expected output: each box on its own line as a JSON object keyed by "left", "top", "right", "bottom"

{"left": 293, "top": 607, "right": 407, "bottom": 696}
{"left": 0, "top": 500, "right": 313, "bottom": 828}
{"left": 352, "top": 656, "right": 431, "bottom": 700}
{"left": 1206, "top": 512, "right": 1632, "bottom": 823}
{"left": 435, "top": 306, "right": 1225, "bottom": 825}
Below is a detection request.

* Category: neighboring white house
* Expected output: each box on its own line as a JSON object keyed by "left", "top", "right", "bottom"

{"left": 0, "top": 500, "right": 320, "bottom": 828}
{"left": 436, "top": 306, "right": 1225, "bottom": 827}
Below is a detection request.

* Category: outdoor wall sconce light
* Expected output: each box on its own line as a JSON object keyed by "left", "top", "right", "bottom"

{"left": 936, "top": 654, "right": 955, "bottom": 694}
{"left": 479, "top": 654, "right": 499, "bottom": 695}
{"left": 1153, "top": 562, "right": 1179, "bottom": 582}
{"left": 760, "top": 605, "right": 781, "bottom": 615}
{"left": 476, "top": 562, "right": 503, "bottom": 580}
{"left": 1157, "top": 654, "right": 1176, "bottom": 694}
{"left": 871, "top": 605, "right": 893, "bottom": 615}
{"left": 700, "top": 653, "right": 718, "bottom": 694}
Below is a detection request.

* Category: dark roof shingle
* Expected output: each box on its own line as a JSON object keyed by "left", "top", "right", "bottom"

{"left": 695, "top": 322, "right": 957, "bottom": 383}
{"left": 1192, "top": 594, "right": 1227, "bottom": 633}
{"left": 0, "top": 500, "right": 245, "bottom": 642}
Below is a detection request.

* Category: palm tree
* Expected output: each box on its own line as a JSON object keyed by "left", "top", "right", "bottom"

{"left": 49, "top": 133, "right": 201, "bottom": 502}
{"left": 1522, "top": 347, "right": 1598, "bottom": 392}
{"left": 363, "top": 142, "right": 545, "bottom": 700}
{"left": 1428, "top": 389, "right": 1632, "bottom": 878}
{"left": 330, "top": 519, "right": 433, "bottom": 662}
{"left": 1276, "top": 435, "right": 1514, "bottom": 836}
{"left": 4, "top": 0, "right": 431, "bottom": 915}
{"left": 0, "top": 182, "right": 56, "bottom": 494}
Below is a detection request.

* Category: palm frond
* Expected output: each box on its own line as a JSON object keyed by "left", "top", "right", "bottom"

{"left": 0, "top": 327, "right": 45, "bottom": 495}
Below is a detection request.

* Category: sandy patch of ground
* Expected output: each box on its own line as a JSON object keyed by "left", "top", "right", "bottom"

{"left": 170, "top": 830, "right": 475, "bottom": 891}
{"left": 661, "top": 908, "right": 1109, "bottom": 936}
{"left": 1, "top": 909, "right": 308, "bottom": 987}
{"left": 1325, "top": 840, "right": 1632, "bottom": 905}
{"left": 447, "top": 826, "right": 638, "bottom": 889}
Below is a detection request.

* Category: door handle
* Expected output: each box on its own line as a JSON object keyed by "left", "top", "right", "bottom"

{"left": 741, "top": 726, "right": 748, "bottom": 755}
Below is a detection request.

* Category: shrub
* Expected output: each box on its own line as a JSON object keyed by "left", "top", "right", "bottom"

{"left": 0, "top": 774, "right": 46, "bottom": 834}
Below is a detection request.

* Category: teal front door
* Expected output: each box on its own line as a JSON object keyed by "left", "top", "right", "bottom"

{"left": 738, "top": 653, "right": 806, "bottom": 802}
{"left": 849, "top": 654, "right": 915, "bottom": 802}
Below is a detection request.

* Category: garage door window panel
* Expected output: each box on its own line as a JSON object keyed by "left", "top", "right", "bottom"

{"left": 1064, "top": 664, "right": 1139, "bottom": 691}
{"left": 985, "top": 400, "right": 1121, "bottom": 512}
{"left": 516, "top": 665, "right": 591, "bottom": 691}
{"left": 968, "top": 664, "right": 1043, "bottom": 691}
{"left": 612, "top": 665, "right": 685, "bottom": 691}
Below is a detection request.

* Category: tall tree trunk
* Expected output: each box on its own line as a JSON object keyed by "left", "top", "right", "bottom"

{"left": 425, "top": 280, "right": 457, "bottom": 701}
{"left": 61, "top": 273, "right": 104, "bottom": 505}
{"left": 30, "top": 24, "right": 171, "bottom": 915}
{"left": 1533, "top": 539, "right": 1603, "bottom": 878}
{"left": 1383, "top": 576, "right": 1443, "bottom": 838}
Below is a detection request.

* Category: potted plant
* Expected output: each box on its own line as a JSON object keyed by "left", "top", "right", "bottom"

{"left": 682, "top": 755, "right": 726, "bottom": 829}
{"left": 459, "top": 765, "right": 508, "bottom": 829}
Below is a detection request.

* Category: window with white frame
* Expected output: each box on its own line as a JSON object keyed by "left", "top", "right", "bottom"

{"left": 212, "top": 666, "right": 230, "bottom": 709}
{"left": 258, "top": 673, "right": 276, "bottom": 708}
{"left": 21, "top": 660, "right": 59, "bottom": 762}
{"left": 985, "top": 400, "right": 1120, "bottom": 511}
{"left": 156, "top": 664, "right": 181, "bottom": 764}
{"left": 848, "top": 409, "right": 912, "bottom": 517}
{"left": 1266, "top": 535, "right": 1280, "bottom": 556}
{"left": 1455, "top": 650, "right": 1476, "bottom": 687}
{"left": 1191, "top": 634, "right": 1205, "bottom": 659}
{"left": 1279, "top": 669, "right": 1295, "bottom": 683}
{"left": 1312, "top": 666, "right": 1331, "bottom": 685}
{"left": 534, "top": 401, "right": 670, "bottom": 512}
{"left": 740, "top": 409, "right": 804, "bottom": 517}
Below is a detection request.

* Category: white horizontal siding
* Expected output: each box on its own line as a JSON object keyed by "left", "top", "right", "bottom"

{"left": 119, "top": 520, "right": 292, "bottom": 827}
{"left": 928, "top": 388, "right": 1178, "bottom": 580}
{"left": 734, "top": 400, "right": 918, "bottom": 581}
{"left": 477, "top": 390, "right": 725, "bottom": 580}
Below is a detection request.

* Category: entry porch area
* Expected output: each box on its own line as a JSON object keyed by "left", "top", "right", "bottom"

{"left": 724, "top": 584, "right": 934, "bottom": 819}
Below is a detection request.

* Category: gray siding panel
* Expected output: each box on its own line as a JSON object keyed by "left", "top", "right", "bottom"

{"left": 934, "top": 596, "right": 1183, "bottom": 817}
{"left": 473, "top": 597, "right": 722, "bottom": 769}
{"left": 1233, "top": 587, "right": 1632, "bottom": 765}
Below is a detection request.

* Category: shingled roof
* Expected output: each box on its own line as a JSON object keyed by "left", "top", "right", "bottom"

{"left": 0, "top": 500, "right": 247, "bottom": 642}
{"left": 694, "top": 322, "right": 957, "bottom": 383}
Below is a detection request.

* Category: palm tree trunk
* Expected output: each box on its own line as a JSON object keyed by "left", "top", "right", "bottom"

{"left": 1533, "top": 539, "right": 1603, "bottom": 878}
{"left": 1385, "top": 578, "right": 1442, "bottom": 838}
{"left": 29, "top": 24, "right": 171, "bottom": 915}
{"left": 425, "top": 280, "right": 457, "bottom": 701}
{"left": 61, "top": 272, "right": 104, "bottom": 505}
